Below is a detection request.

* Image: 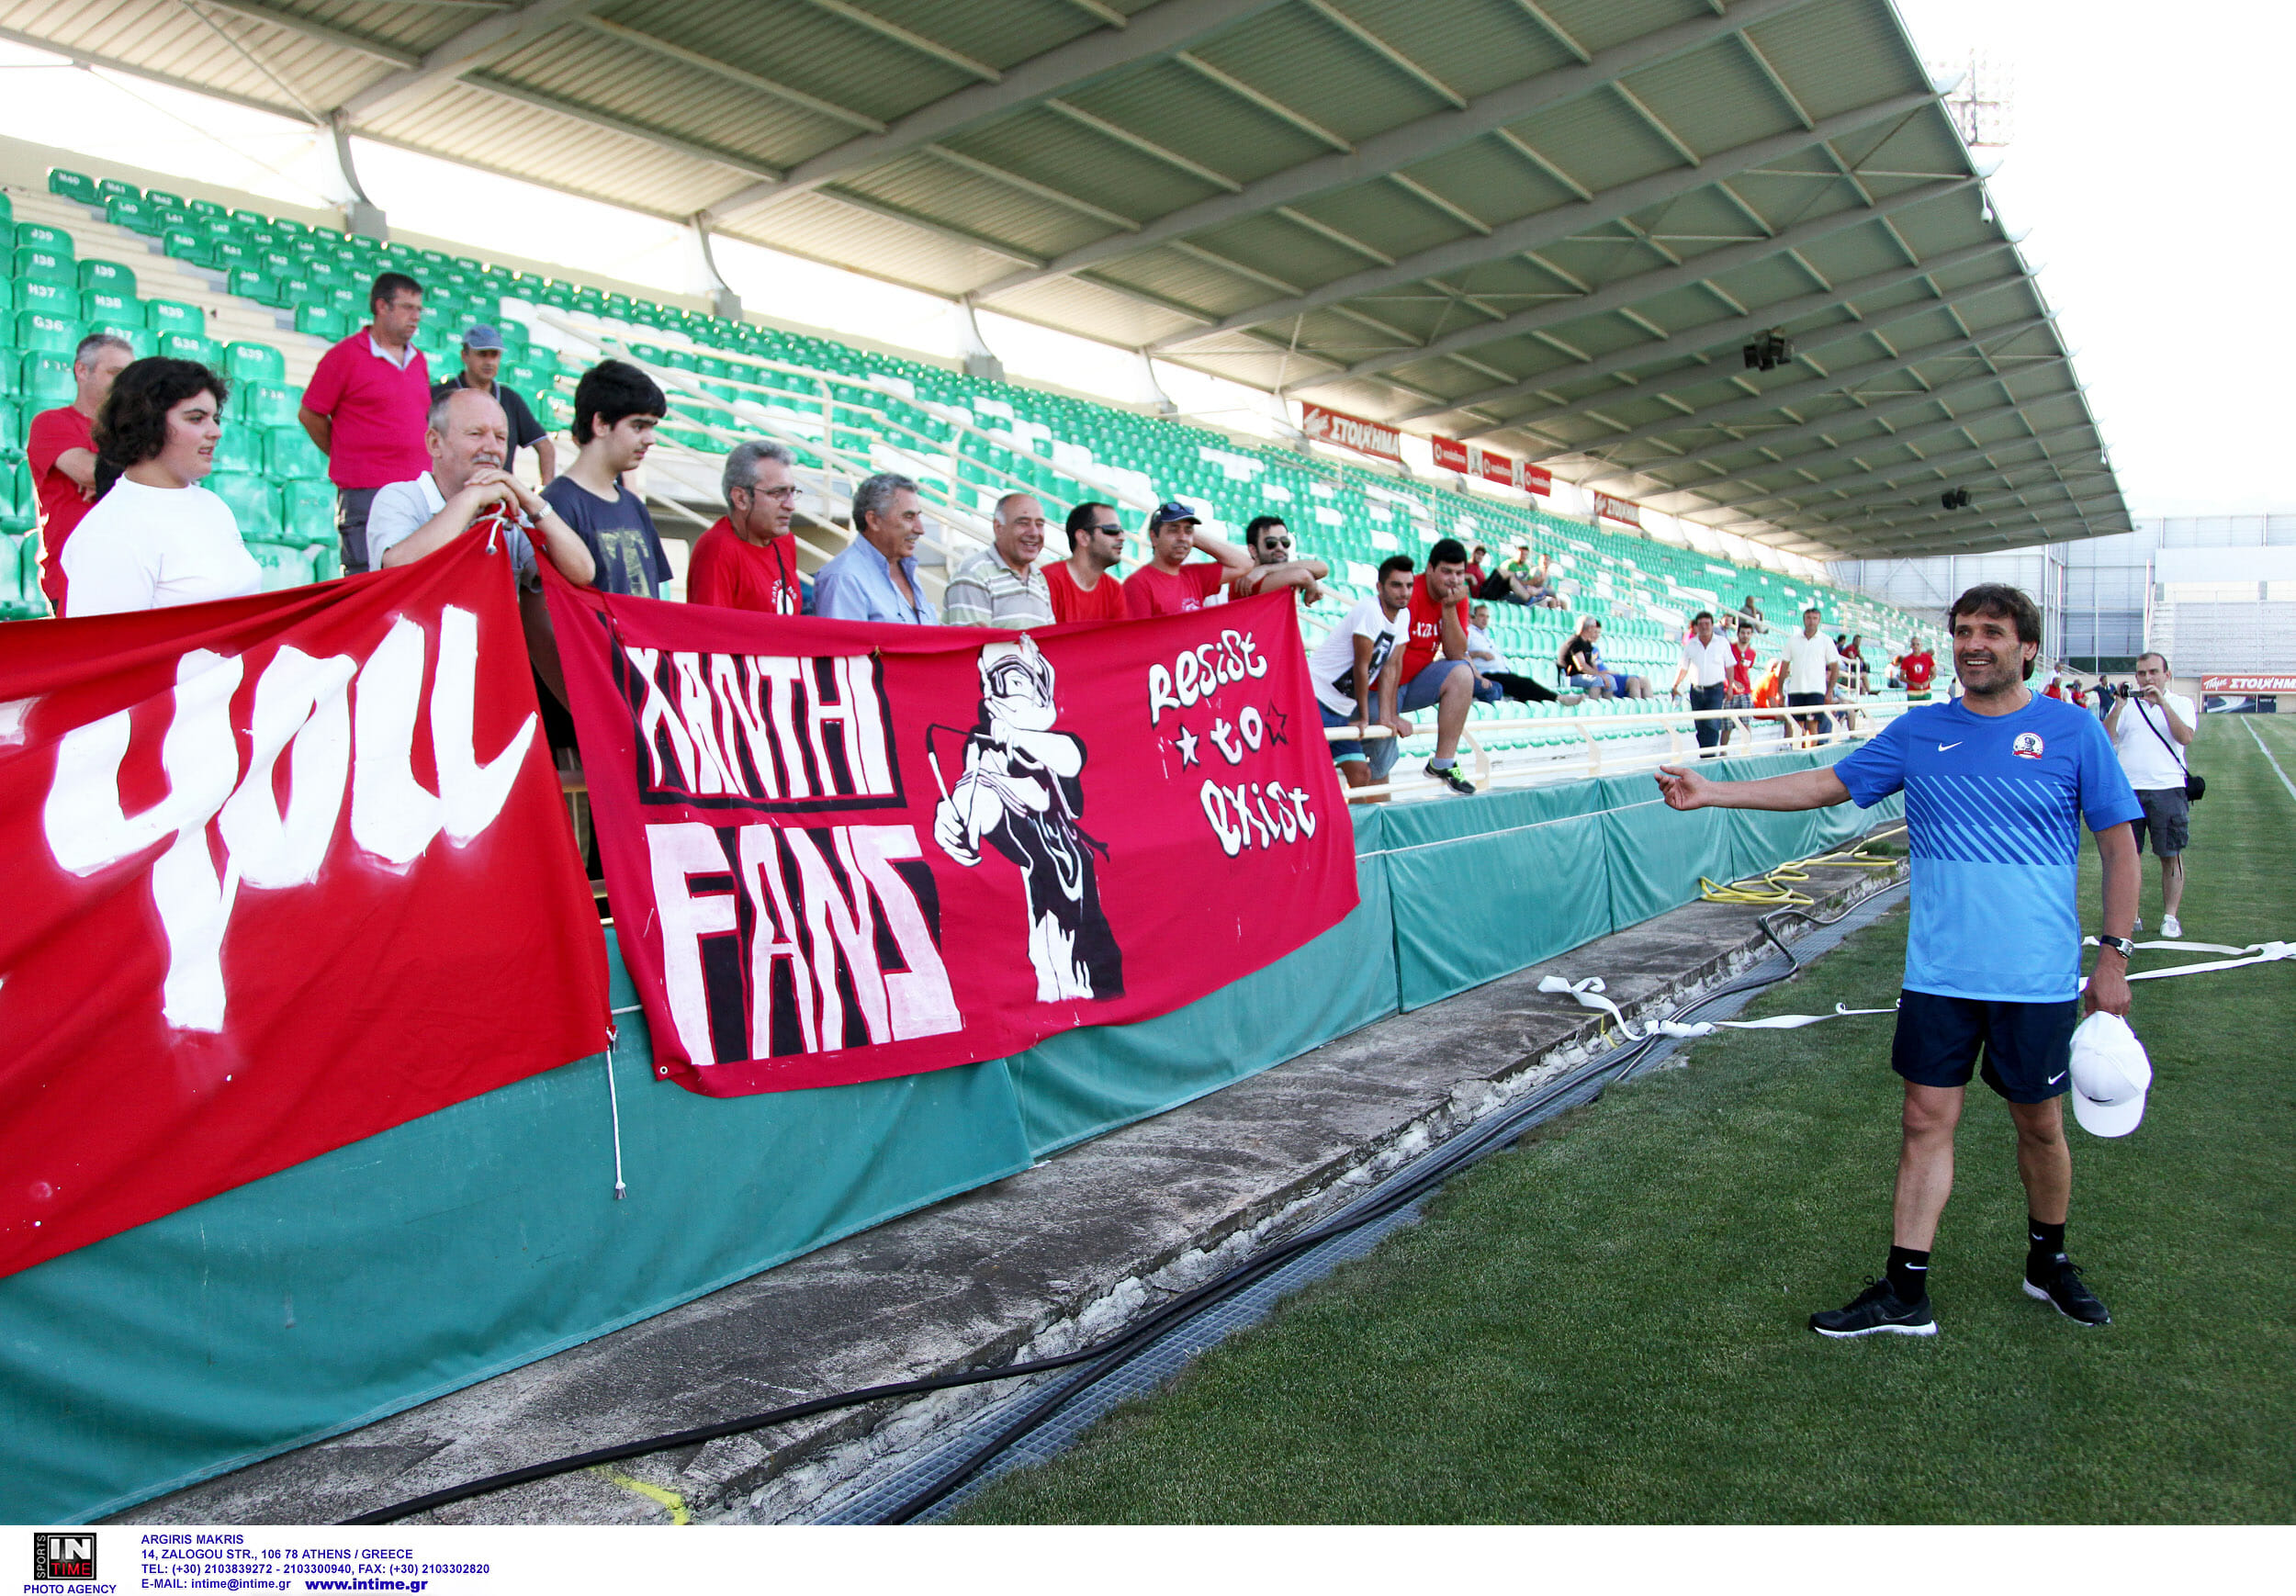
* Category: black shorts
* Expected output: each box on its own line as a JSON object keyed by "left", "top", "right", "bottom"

{"left": 2133, "top": 786, "right": 2189, "bottom": 856}
{"left": 1891, "top": 991, "right": 2079, "bottom": 1103}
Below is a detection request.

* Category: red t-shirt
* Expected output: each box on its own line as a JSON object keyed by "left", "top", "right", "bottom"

{"left": 1899, "top": 649, "right": 1935, "bottom": 691}
{"left": 1727, "top": 640, "right": 1757, "bottom": 694}
{"left": 687, "top": 517, "right": 803, "bottom": 613}
{"left": 25, "top": 405, "right": 95, "bottom": 610}
{"left": 300, "top": 328, "right": 432, "bottom": 490}
{"left": 1399, "top": 573, "right": 1469, "bottom": 682}
{"left": 1046, "top": 558, "right": 1128, "bottom": 623}
{"left": 1122, "top": 560, "right": 1226, "bottom": 619}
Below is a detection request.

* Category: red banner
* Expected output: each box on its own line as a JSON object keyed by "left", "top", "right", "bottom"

{"left": 544, "top": 583, "right": 1359, "bottom": 1097}
{"left": 1477, "top": 447, "right": 1515, "bottom": 488}
{"left": 1431, "top": 435, "right": 1469, "bottom": 474}
{"left": 1521, "top": 462, "right": 1553, "bottom": 496}
{"left": 0, "top": 534, "right": 609, "bottom": 1279}
{"left": 1593, "top": 491, "right": 1641, "bottom": 527}
{"left": 2201, "top": 673, "right": 2296, "bottom": 692}
{"left": 1300, "top": 403, "right": 1402, "bottom": 464}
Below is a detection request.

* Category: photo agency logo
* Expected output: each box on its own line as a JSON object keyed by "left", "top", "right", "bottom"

{"left": 32, "top": 1531, "right": 96, "bottom": 1581}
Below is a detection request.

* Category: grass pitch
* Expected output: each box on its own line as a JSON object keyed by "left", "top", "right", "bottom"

{"left": 957, "top": 712, "right": 2296, "bottom": 1523}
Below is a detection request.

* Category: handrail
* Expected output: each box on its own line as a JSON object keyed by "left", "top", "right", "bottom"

{"left": 1323, "top": 696, "right": 1910, "bottom": 740}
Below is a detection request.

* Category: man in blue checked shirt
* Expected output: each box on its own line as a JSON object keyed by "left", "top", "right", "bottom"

{"left": 1655, "top": 583, "right": 2142, "bottom": 1341}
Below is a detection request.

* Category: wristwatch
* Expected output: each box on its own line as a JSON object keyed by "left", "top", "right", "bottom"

{"left": 2095, "top": 935, "right": 2136, "bottom": 960}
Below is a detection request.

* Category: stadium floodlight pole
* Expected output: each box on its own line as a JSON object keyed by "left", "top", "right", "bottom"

{"left": 699, "top": 0, "right": 1297, "bottom": 224}
{"left": 1513, "top": 313, "right": 2055, "bottom": 463}
{"left": 1142, "top": 86, "right": 1942, "bottom": 356}
{"left": 1576, "top": 354, "right": 2071, "bottom": 489}
{"left": 1445, "top": 255, "right": 2027, "bottom": 444}
{"left": 969, "top": 0, "right": 1829, "bottom": 303}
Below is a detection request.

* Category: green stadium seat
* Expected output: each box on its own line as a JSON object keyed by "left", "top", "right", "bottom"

{"left": 77, "top": 258, "right": 134, "bottom": 296}
{"left": 186, "top": 197, "right": 224, "bottom": 219}
{"left": 0, "top": 399, "right": 23, "bottom": 450}
{"left": 47, "top": 169, "right": 98, "bottom": 205}
{"left": 281, "top": 478, "right": 335, "bottom": 547}
{"left": 207, "top": 471, "right": 278, "bottom": 539}
{"left": 13, "top": 246, "right": 73, "bottom": 289}
{"left": 106, "top": 197, "right": 159, "bottom": 235}
{"left": 244, "top": 380, "right": 299, "bottom": 428}
{"left": 96, "top": 177, "right": 139, "bottom": 203}
{"left": 16, "top": 314, "right": 80, "bottom": 362}
{"left": 249, "top": 542, "right": 305, "bottom": 590}
{"left": 223, "top": 342, "right": 286, "bottom": 384}
{"left": 230, "top": 208, "right": 267, "bottom": 229}
{"left": 20, "top": 353, "right": 73, "bottom": 409}
{"left": 154, "top": 332, "right": 221, "bottom": 366}
{"left": 161, "top": 226, "right": 207, "bottom": 265}
{"left": 267, "top": 423, "right": 328, "bottom": 480}
{"left": 145, "top": 189, "right": 185, "bottom": 211}
{"left": 274, "top": 216, "right": 309, "bottom": 236}
{"left": 310, "top": 545, "right": 342, "bottom": 581}
{"left": 227, "top": 268, "right": 278, "bottom": 305}
{"left": 85, "top": 320, "right": 153, "bottom": 359}
{"left": 82, "top": 287, "right": 138, "bottom": 322}
{"left": 210, "top": 423, "right": 266, "bottom": 475}
{"left": 144, "top": 298, "right": 204, "bottom": 338}
{"left": 294, "top": 304, "right": 350, "bottom": 342}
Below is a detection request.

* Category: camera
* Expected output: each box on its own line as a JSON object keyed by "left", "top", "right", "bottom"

{"left": 2113, "top": 681, "right": 2134, "bottom": 699}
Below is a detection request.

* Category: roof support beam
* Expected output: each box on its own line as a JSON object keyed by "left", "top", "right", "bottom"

{"left": 1708, "top": 462, "right": 2113, "bottom": 528}
{"left": 1388, "top": 176, "right": 1983, "bottom": 414}
{"left": 1145, "top": 87, "right": 1941, "bottom": 354}
{"left": 339, "top": 0, "right": 606, "bottom": 123}
{"left": 1829, "top": 489, "right": 2125, "bottom": 538}
{"left": 1626, "top": 398, "right": 2085, "bottom": 493}
{"left": 1446, "top": 246, "right": 2020, "bottom": 440}
{"left": 974, "top": 0, "right": 1828, "bottom": 302}
{"left": 579, "top": 17, "right": 887, "bottom": 133}
{"left": 1560, "top": 311, "right": 2054, "bottom": 459}
{"left": 453, "top": 75, "right": 783, "bottom": 182}
{"left": 1671, "top": 424, "right": 2104, "bottom": 515}
{"left": 1581, "top": 354, "right": 2068, "bottom": 487}
{"left": 704, "top": 0, "right": 1293, "bottom": 222}
{"left": 1811, "top": 505, "right": 2133, "bottom": 557}
{"left": 196, "top": 0, "right": 418, "bottom": 66}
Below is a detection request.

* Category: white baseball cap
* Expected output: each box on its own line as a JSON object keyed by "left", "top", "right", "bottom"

{"left": 2067, "top": 1011, "right": 2152, "bottom": 1138}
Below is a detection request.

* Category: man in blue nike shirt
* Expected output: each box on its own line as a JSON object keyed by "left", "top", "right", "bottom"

{"left": 1655, "top": 583, "right": 2142, "bottom": 1338}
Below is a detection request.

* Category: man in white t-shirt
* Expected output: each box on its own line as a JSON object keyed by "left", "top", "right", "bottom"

{"left": 1670, "top": 610, "right": 1734, "bottom": 756}
{"left": 2105, "top": 650, "right": 2198, "bottom": 938}
{"left": 1782, "top": 606, "right": 1841, "bottom": 747}
{"left": 1309, "top": 555, "right": 1414, "bottom": 799}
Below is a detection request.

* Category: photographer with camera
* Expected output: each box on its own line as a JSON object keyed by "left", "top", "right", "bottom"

{"left": 2104, "top": 651, "right": 2198, "bottom": 938}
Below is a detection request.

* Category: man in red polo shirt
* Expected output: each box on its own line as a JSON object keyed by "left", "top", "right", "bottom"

{"left": 689, "top": 439, "right": 806, "bottom": 613}
{"left": 298, "top": 271, "right": 432, "bottom": 574}
{"left": 1392, "top": 536, "right": 1480, "bottom": 796}
{"left": 25, "top": 332, "right": 133, "bottom": 613}
{"left": 1120, "top": 500, "right": 1250, "bottom": 619}
{"left": 1896, "top": 640, "right": 1937, "bottom": 699}
{"left": 1048, "top": 501, "right": 1130, "bottom": 622}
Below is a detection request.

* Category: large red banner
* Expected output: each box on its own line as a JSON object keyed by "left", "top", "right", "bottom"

{"left": 0, "top": 533, "right": 609, "bottom": 1279}
{"left": 1300, "top": 403, "right": 1402, "bottom": 464}
{"left": 545, "top": 582, "right": 1360, "bottom": 1096}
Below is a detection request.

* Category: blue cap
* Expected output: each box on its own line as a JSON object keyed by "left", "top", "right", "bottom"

{"left": 461, "top": 324, "right": 504, "bottom": 350}
{"left": 1147, "top": 500, "right": 1199, "bottom": 529}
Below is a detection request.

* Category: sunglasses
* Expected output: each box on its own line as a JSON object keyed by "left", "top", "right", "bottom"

{"left": 1092, "top": 523, "right": 1123, "bottom": 534}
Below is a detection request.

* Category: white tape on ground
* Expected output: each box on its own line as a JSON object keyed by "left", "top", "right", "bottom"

{"left": 1536, "top": 973, "right": 1896, "bottom": 1039}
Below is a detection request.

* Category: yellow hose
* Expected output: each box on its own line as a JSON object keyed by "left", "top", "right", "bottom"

{"left": 1697, "top": 824, "right": 1907, "bottom": 906}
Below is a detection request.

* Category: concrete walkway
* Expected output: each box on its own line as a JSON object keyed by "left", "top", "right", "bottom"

{"left": 119, "top": 831, "right": 1905, "bottom": 1526}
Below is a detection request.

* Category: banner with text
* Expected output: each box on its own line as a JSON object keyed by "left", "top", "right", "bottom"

{"left": 0, "top": 534, "right": 610, "bottom": 1279}
{"left": 1593, "top": 491, "right": 1642, "bottom": 527}
{"left": 1431, "top": 435, "right": 1552, "bottom": 496}
{"left": 546, "top": 583, "right": 1360, "bottom": 1097}
{"left": 1300, "top": 403, "right": 1402, "bottom": 464}
{"left": 2200, "top": 673, "right": 2296, "bottom": 692}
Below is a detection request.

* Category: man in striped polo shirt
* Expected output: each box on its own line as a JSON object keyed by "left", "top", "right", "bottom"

{"left": 943, "top": 491, "right": 1054, "bottom": 630}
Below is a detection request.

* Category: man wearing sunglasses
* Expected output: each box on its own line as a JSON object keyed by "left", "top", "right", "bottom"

{"left": 689, "top": 438, "right": 808, "bottom": 614}
{"left": 1047, "top": 500, "right": 1131, "bottom": 623}
{"left": 1227, "top": 514, "right": 1331, "bottom": 604}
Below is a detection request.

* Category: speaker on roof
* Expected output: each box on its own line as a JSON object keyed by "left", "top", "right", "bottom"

{"left": 1741, "top": 331, "right": 1795, "bottom": 372}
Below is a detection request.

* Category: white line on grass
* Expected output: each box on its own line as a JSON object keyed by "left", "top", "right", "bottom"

{"left": 2244, "top": 720, "right": 2296, "bottom": 803}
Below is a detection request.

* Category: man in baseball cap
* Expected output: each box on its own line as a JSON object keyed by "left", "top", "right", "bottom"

{"left": 433, "top": 323, "right": 556, "bottom": 480}
{"left": 1122, "top": 500, "right": 1251, "bottom": 619}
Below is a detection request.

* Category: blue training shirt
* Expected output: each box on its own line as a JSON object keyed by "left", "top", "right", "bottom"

{"left": 1833, "top": 694, "right": 2143, "bottom": 1003}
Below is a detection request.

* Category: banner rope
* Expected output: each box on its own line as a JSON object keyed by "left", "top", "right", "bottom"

{"left": 605, "top": 1004, "right": 645, "bottom": 1200}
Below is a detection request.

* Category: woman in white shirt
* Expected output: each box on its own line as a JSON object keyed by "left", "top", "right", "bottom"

{"left": 62, "top": 358, "right": 262, "bottom": 617}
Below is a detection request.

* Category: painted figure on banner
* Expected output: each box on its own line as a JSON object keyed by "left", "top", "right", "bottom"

{"left": 932, "top": 635, "right": 1125, "bottom": 1002}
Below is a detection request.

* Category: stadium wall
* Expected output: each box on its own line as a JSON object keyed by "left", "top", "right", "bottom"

{"left": 3, "top": 748, "right": 1893, "bottom": 1524}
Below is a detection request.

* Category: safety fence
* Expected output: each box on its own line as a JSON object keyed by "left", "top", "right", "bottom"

{"left": 0, "top": 747, "right": 1896, "bottom": 1523}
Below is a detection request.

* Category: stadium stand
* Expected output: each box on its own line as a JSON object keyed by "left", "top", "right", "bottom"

{"left": 1, "top": 162, "right": 1943, "bottom": 762}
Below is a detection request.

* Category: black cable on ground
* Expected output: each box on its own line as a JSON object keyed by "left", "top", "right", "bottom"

{"left": 346, "top": 884, "right": 1896, "bottom": 1528}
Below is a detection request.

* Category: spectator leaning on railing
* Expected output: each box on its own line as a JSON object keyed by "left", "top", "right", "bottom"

{"left": 1228, "top": 515, "right": 1330, "bottom": 604}
{"left": 1047, "top": 500, "right": 1127, "bottom": 623}
{"left": 539, "top": 361, "right": 673, "bottom": 600}
{"left": 63, "top": 357, "right": 260, "bottom": 616}
{"left": 27, "top": 331, "right": 133, "bottom": 614}
{"left": 815, "top": 471, "right": 936, "bottom": 624}
{"left": 366, "top": 387, "right": 594, "bottom": 589}
{"left": 1121, "top": 501, "right": 1251, "bottom": 619}
{"left": 943, "top": 491, "right": 1055, "bottom": 629}
{"left": 298, "top": 271, "right": 431, "bottom": 575}
{"left": 688, "top": 439, "right": 806, "bottom": 615}
{"left": 1310, "top": 554, "right": 1414, "bottom": 799}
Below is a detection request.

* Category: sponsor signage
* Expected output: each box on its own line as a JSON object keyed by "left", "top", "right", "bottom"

{"left": 2200, "top": 673, "right": 2296, "bottom": 692}
{"left": 1300, "top": 402, "right": 1402, "bottom": 463}
{"left": 1593, "top": 491, "right": 1641, "bottom": 527}
{"left": 1430, "top": 434, "right": 1470, "bottom": 474}
{"left": 1520, "top": 462, "right": 1553, "bottom": 496}
{"left": 1431, "top": 435, "right": 1553, "bottom": 496}
{"left": 1476, "top": 447, "right": 1515, "bottom": 488}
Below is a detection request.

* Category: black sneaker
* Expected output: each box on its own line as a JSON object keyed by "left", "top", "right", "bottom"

{"left": 1424, "top": 760, "right": 1477, "bottom": 796}
{"left": 1809, "top": 1277, "right": 1938, "bottom": 1339}
{"left": 2023, "top": 1259, "right": 2110, "bottom": 1325}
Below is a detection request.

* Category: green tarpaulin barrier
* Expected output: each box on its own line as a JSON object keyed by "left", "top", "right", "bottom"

{"left": 0, "top": 755, "right": 1896, "bottom": 1523}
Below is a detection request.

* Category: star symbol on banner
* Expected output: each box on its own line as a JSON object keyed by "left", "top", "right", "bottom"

{"left": 1174, "top": 725, "right": 1200, "bottom": 767}
{"left": 1265, "top": 704, "right": 1290, "bottom": 746}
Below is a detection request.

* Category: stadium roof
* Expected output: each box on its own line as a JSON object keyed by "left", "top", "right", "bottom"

{"left": 2, "top": 0, "right": 2128, "bottom": 561}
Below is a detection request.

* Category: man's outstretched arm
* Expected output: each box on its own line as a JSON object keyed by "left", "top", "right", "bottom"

{"left": 1655, "top": 762, "right": 1851, "bottom": 812}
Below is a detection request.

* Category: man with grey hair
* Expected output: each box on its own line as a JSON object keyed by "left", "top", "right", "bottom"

{"left": 816, "top": 470, "right": 936, "bottom": 624}
{"left": 690, "top": 438, "right": 806, "bottom": 613}
{"left": 366, "top": 386, "right": 593, "bottom": 588}
{"left": 942, "top": 490, "right": 1054, "bottom": 629}
{"left": 27, "top": 331, "right": 134, "bottom": 613}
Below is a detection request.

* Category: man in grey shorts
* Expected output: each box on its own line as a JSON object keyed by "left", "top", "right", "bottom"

{"left": 2104, "top": 651, "right": 2197, "bottom": 938}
